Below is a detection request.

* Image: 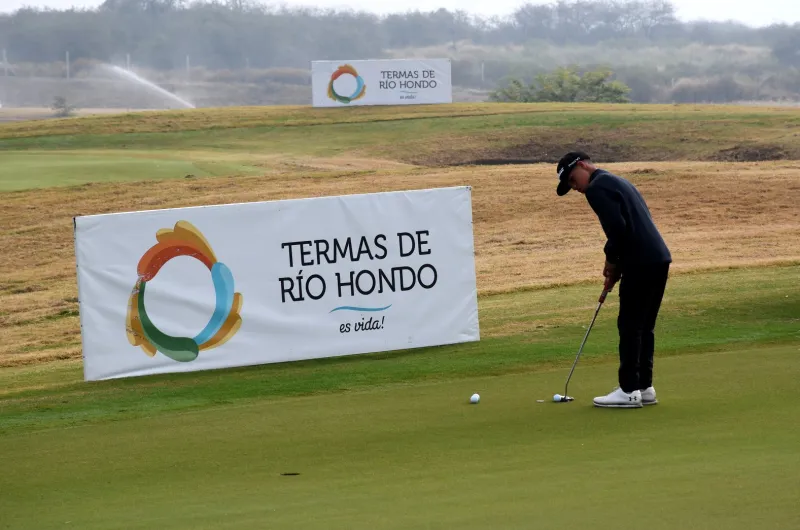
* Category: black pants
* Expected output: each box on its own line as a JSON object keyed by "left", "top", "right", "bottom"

{"left": 617, "top": 263, "right": 670, "bottom": 393}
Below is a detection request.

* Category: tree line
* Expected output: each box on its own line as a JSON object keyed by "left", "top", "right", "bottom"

{"left": 1, "top": 0, "right": 799, "bottom": 71}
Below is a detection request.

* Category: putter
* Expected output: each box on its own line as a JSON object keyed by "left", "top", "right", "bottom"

{"left": 555, "top": 281, "right": 612, "bottom": 403}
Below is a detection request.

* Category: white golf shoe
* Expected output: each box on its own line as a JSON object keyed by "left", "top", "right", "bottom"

{"left": 640, "top": 386, "right": 658, "bottom": 405}
{"left": 593, "top": 387, "right": 643, "bottom": 408}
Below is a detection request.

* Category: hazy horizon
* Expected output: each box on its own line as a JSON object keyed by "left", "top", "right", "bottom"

{"left": 2, "top": 0, "right": 800, "bottom": 28}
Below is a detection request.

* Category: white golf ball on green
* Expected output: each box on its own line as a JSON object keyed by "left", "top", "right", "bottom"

{"left": 470, "top": 393, "right": 480, "bottom": 404}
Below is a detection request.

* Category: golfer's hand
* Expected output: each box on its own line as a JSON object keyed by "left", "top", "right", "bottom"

{"left": 603, "top": 260, "right": 620, "bottom": 290}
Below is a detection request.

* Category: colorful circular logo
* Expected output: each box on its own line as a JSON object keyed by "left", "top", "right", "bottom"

{"left": 327, "top": 64, "right": 366, "bottom": 104}
{"left": 125, "top": 220, "right": 243, "bottom": 363}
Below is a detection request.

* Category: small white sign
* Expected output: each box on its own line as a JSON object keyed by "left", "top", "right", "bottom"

{"left": 311, "top": 58, "right": 452, "bottom": 107}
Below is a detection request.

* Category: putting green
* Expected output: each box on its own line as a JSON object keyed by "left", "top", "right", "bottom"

{"left": 1, "top": 344, "right": 798, "bottom": 529}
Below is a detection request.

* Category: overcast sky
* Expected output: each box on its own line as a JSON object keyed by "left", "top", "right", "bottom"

{"left": 2, "top": 0, "right": 800, "bottom": 27}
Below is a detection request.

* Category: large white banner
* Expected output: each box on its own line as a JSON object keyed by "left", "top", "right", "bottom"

{"left": 74, "top": 187, "right": 479, "bottom": 381}
{"left": 311, "top": 58, "right": 452, "bottom": 107}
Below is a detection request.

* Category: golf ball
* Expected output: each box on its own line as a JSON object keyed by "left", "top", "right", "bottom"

{"left": 470, "top": 393, "right": 480, "bottom": 404}
{"left": 553, "top": 393, "right": 562, "bottom": 402}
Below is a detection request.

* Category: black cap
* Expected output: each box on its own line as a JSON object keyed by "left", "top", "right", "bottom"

{"left": 556, "top": 151, "right": 590, "bottom": 196}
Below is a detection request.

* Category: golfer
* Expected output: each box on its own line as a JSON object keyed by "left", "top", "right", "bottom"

{"left": 556, "top": 152, "right": 671, "bottom": 408}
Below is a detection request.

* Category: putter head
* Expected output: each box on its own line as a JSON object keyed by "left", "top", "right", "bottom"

{"left": 559, "top": 395, "right": 574, "bottom": 402}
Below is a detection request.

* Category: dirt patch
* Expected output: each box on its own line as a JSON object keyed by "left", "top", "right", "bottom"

{"left": 710, "top": 144, "right": 790, "bottom": 162}
{"left": 496, "top": 137, "right": 637, "bottom": 164}
{"left": 452, "top": 159, "right": 540, "bottom": 166}
{"left": 412, "top": 131, "right": 668, "bottom": 167}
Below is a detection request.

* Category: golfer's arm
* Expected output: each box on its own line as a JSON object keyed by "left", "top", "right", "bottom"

{"left": 586, "top": 188, "right": 627, "bottom": 264}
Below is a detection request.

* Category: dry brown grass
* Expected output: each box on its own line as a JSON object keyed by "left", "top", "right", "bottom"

{"left": 1, "top": 160, "right": 799, "bottom": 367}
{"left": 3, "top": 102, "right": 798, "bottom": 139}
{"left": 0, "top": 107, "right": 133, "bottom": 123}
{"left": 0, "top": 103, "right": 541, "bottom": 138}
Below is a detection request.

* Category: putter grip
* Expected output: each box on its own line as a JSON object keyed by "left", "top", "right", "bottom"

{"left": 599, "top": 289, "right": 608, "bottom": 303}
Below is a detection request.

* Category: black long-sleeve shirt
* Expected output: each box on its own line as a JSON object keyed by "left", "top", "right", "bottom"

{"left": 585, "top": 169, "right": 672, "bottom": 269}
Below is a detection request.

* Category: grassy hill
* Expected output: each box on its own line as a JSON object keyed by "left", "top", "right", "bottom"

{"left": 2, "top": 103, "right": 800, "bottom": 193}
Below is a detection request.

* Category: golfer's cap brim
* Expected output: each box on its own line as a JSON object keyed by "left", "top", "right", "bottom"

{"left": 556, "top": 151, "right": 589, "bottom": 196}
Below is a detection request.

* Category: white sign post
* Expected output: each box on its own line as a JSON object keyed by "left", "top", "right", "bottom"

{"left": 74, "top": 187, "right": 479, "bottom": 381}
{"left": 311, "top": 58, "right": 452, "bottom": 107}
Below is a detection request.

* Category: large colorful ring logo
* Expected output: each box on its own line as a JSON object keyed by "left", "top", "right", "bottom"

{"left": 327, "top": 64, "right": 366, "bottom": 104}
{"left": 125, "top": 220, "right": 243, "bottom": 363}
